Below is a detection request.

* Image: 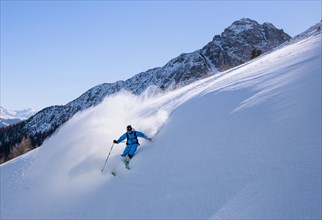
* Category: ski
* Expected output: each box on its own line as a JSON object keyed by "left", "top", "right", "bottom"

{"left": 108, "top": 156, "right": 131, "bottom": 176}
{"left": 110, "top": 160, "right": 130, "bottom": 176}
{"left": 111, "top": 167, "right": 117, "bottom": 176}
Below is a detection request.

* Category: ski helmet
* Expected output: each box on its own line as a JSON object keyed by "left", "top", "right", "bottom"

{"left": 126, "top": 125, "right": 133, "bottom": 132}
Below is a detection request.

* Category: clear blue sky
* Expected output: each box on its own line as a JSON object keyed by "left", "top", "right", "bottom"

{"left": 1, "top": 1, "right": 321, "bottom": 110}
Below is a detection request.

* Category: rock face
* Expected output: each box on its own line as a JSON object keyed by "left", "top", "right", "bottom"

{"left": 0, "top": 18, "right": 291, "bottom": 162}
{"left": 201, "top": 18, "right": 291, "bottom": 71}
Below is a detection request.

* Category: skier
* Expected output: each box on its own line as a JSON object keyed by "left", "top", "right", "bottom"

{"left": 113, "top": 125, "right": 152, "bottom": 168}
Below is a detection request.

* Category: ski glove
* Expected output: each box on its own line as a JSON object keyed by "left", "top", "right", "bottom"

{"left": 148, "top": 138, "right": 152, "bottom": 142}
{"left": 113, "top": 140, "right": 117, "bottom": 144}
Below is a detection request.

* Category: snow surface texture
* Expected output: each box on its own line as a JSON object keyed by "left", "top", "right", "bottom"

{"left": 1, "top": 32, "right": 321, "bottom": 219}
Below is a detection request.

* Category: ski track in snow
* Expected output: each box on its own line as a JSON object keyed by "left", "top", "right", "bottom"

{"left": 1, "top": 33, "right": 321, "bottom": 219}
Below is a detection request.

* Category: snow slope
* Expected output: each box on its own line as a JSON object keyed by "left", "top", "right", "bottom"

{"left": 1, "top": 30, "right": 321, "bottom": 219}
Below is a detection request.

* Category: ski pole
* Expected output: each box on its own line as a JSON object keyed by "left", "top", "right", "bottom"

{"left": 101, "top": 143, "right": 115, "bottom": 173}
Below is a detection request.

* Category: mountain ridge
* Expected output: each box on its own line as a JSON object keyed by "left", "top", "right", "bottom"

{"left": 0, "top": 18, "right": 292, "bottom": 162}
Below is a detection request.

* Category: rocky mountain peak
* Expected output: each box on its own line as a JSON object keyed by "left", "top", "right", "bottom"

{"left": 204, "top": 18, "right": 291, "bottom": 71}
{"left": 220, "top": 18, "right": 290, "bottom": 45}
{"left": 222, "top": 18, "right": 260, "bottom": 36}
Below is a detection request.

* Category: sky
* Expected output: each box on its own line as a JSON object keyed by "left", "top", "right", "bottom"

{"left": 1, "top": 0, "right": 321, "bottom": 111}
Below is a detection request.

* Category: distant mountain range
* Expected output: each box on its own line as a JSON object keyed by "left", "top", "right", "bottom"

{"left": 0, "top": 18, "right": 292, "bottom": 162}
{"left": 0, "top": 107, "right": 37, "bottom": 127}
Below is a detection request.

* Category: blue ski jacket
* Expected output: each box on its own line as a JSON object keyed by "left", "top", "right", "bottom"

{"left": 116, "top": 130, "right": 149, "bottom": 157}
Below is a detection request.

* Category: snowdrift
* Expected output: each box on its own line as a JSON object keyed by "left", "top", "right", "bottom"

{"left": 1, "top": 30, "right": 321, "bottom": 219}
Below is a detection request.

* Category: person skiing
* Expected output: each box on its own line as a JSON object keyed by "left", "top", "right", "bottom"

{"left": 113, "top": 125, "right": 152, "bottom": 168}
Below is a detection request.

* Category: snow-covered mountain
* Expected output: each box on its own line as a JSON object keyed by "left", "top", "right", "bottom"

{"left": 0, "top": 107, "right": 37, "bottom": 127}
{"left": 0, "top": 20, "right": 320, "bottom": 219}
{"left": 0, "top": 18, "right": 291, "bottom": 162}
